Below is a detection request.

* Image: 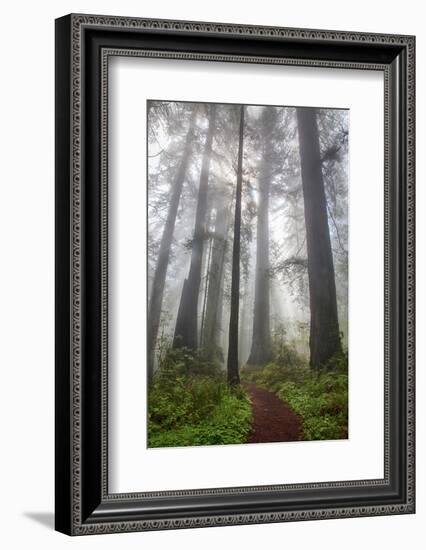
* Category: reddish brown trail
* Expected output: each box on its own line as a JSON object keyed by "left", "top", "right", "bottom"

{"left": 245, "top": 383, "right": 302, "bottom": 443}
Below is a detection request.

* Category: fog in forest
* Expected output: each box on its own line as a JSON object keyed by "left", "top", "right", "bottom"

{"left": 147, "top": 100, "right": 348, "bottom": 382}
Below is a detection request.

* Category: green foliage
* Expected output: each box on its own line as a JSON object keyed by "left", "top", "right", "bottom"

{"left": 242, "top": 344, "right": 348, "bottom": 441}
{"left": 148, "top": 348, "right": 252, "bottom": 448}
{"left": 323, "top": 348, "right": 349, "bottom": 374}
{"left": 149, "top": 392, "right": 251, "bottom": 448}
{"left": 241, "top": 362, "right": 307, "bottom": 393}
{"left": 241, "top": 341, "right": 308, "bottom": 391}
{"left": 154, "top": 346, "right": 223, "bottom": 383}
{"left": 277, "top": 368, "right": 348, "bottom": 440}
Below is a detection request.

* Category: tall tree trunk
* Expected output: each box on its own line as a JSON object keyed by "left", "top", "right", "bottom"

{"left": 147, "top": 107, "right": 197, "bottom": 383}
{"left": 296, "top": 107, "right": 341, "bottom": 369}
{"left": 202, "top": 200, "right": 229, "bottom": 358}
{"left": 238, "top": 274, "right": 251, "bottom": 365}
{"left": 215, "top": 266, "right": 226, "bottom": 358}
{"left": 200, "top": 226, "right": 214, "bottom": 348}
{"left": 173, "top": 105, "right": 217, "bottom": 349}
{"left": 247, "top": 143, "right": 272, "bottom": 365}
{"left": 227, "top": 105, "right": 245, "bottom": 386}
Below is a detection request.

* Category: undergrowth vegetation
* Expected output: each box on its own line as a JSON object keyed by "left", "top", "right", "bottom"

{"left": 241, "top": 343, "right": 348, "bottom": 441}
{"left": 148, "top": 348, "right": 252, "bottom": 448}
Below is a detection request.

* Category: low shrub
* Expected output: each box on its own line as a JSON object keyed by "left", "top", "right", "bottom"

{"left": 243, "top": 362, "right": 309, "bottom": 392}
{"left": 242, "top": 345, "right": 348, "bottom": 441}
{"left": 148, "top": 347, "right": 252, "bottom": 447}
{"left": 277, "top": 368, "right": 348, "bottom": 440}
{"left": 148, "top": 391, "right": 252, "bottom": 448}
{"left": 241, "top": 342, "right": 309, "bottom": 391}
{"left": 154, "top": 346, "right": 223, "bottom": 383}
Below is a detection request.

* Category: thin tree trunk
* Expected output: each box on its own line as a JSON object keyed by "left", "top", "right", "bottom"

{"left": 247, "top": 146, "right": 272, "bottom": 365}
{"left": 296, "top": 107, "right": 341, "bottom": 369}
{"left": 215, "top": 266, "right": 226, "bottom": 360}
{"left": 202, "top": 200, "right": 229, "bottom": 358}
{"left": 174, "top": 105, "right": 217, "bottom": 349}
{"left": 147, "top": 107, "right": 197, "bottom": 383}
{"left": 238, "top": 274, "right": 251, "bottom": 365}
{"left": 227, "top": 105, "right": 245, "bottom": 386}
{"left": 200, "top": 228, "right": 214, "bottom": 347}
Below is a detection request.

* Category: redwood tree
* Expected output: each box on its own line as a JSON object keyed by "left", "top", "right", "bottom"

{"left": 296, "top": 107, "right": 341, "bottom": 369}
{"left": 227, "top": 105, "right": 245, "bottom": 386}
{"left": 173, "top": 104, "right": 217, "bottom": 349}
{"left": 147, "top": 105, "right": 197, "bottom": 382}
{"left": 247, "top": 107, "right": 276, "bottom": 365}
{"left": 202, "top": 196, "right": 230, "bottom": 358}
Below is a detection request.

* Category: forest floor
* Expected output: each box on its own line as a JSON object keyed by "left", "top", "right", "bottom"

{"left": 244, "top": 383, "right": 302, "bottom": 443}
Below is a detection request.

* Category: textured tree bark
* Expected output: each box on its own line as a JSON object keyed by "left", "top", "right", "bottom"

{"left": 147, "top": 107, "right": 197, "bottom": 383}
{"left": 174, "top": 105, "right": 217, "bottom": 349}
{"left": 247, "top": 136, "right": 272, "bottom": 365}
{"left": 227, "top": 105, "right": 245, "bottom": 386}
{"left": 296, "top": 107, "right": 341, "bottom": 369}
{"left": 202, "top": 201, "right": 229, "bottom": 358}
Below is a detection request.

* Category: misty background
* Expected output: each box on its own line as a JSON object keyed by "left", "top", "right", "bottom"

{"left": 147, "top": 100, "right": 348, "bottom": 377}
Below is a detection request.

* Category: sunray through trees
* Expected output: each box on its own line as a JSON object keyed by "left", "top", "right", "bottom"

{"left": 173, "top": 104, "right": 217, "bottom": 350}
{"left": 147, "top": 103, "right": 198, "bottom": 383}
{"left": 147, "top": 100, "right": 349, "bottom": 448}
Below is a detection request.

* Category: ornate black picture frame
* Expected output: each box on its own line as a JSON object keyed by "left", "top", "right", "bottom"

{"left": 55, "top": 13, "right": 415, "bottom": 535}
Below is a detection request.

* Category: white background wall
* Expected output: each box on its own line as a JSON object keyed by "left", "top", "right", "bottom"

{"left": 0, "top": 0, "right": 422, "bottom": 548}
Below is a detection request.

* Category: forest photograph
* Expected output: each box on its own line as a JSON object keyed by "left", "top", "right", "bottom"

{"left": 147, "top": 99, "right": 349, "bottom": 449}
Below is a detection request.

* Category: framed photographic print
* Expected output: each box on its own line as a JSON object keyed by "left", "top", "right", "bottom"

{"left": 55, "top": 14, "right": 415, "bottom": 535}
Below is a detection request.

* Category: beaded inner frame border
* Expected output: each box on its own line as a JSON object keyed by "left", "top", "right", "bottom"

{"left": 68, "top": 14, "right": 415, "bottom": 535}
